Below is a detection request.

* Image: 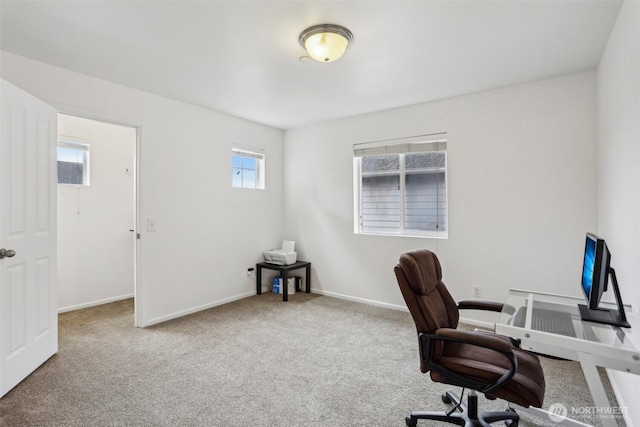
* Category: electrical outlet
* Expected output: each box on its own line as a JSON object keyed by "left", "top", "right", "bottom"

{"left": 473, "top": 286, "right": 482, "bottom": 298}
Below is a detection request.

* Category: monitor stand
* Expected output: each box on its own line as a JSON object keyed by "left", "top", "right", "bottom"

{"left": 578, "top": 267, "right": 630, "bottom": 328}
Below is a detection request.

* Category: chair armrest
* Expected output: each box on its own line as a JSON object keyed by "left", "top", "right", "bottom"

{"left": 435, "top": 328, "right": 513, "bottom": 353}
{"left": 419, "top": 329, "right": 518, "bottom": 395}
{"left": 457, "top": 300, "right": 517, "bottom": 316}
{"left": 457, "top": 300, "right": 504, "bottom": 312}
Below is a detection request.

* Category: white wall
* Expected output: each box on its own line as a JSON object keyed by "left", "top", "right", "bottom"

{"left": 284, "top": 72, "right": 597, "bottom": 312}
{"left": 0, "top": 51, "right": 285, "bottom": 326}
{"left": 57, "top": 114, "right": 135, "bottom": 312}
{"left": 596, "top": 1, "right": 640, "bottom": 424}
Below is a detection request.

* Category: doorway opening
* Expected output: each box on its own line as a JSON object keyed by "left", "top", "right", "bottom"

{"left": 56, "top": 114, "right": 138, "bottom": 325}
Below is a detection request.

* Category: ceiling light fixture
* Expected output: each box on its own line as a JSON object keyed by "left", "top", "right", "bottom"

{"left": 299, "top": 24, "right": 353, "bottom": 63}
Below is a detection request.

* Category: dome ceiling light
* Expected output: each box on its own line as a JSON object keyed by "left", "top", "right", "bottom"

{"left": 299, "top": 24, "right": 354, "bottom": 63}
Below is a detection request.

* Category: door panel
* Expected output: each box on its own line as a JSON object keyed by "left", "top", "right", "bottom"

{"left": 1, "top": 79, "right": 58, "bottom": 397}
{"left": 35, "top": 257, "right": 52, "bottom": 338}
{"left": 6, "top": 263, "right": 26, "bottom": 358}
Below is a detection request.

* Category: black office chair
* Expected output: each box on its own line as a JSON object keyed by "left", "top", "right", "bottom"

{"left": 394, "top": 249, "right": 545, "bottom": 426}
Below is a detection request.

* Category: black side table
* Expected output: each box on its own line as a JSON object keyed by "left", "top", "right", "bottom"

{"left": 256, "top": 261, "right": 311, "bottom": 301}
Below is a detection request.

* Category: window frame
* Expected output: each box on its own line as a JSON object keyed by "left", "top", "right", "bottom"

{"left": 57, "top": 139, "right": 91, "bottom": 186}
{"left": 353, "top": 134, "right": 448, "bottom": 239}
{"left": 232, "top": 146, "right": 265, "bottom": 190}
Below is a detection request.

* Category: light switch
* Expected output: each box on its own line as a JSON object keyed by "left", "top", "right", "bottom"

{"left": 147, "top": 218, "right": 156, "bottom": 232}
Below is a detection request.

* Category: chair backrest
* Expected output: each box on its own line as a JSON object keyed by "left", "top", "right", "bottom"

{"left": 394, "top": 249, "right": 459, "bottom": 372}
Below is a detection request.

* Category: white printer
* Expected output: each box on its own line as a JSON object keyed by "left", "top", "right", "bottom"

{"left": 263, "top": 240, "right": 297, "bottom": 265}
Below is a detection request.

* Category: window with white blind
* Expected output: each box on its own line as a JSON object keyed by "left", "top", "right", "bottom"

{"left": 353, "top": 133, "right": 447, "bottom": 238}
{"left": 57, "top": 140, "right": 90, "bottom": 186}
{"left": 232, "top": 146, "right": 265, "bottom": 189}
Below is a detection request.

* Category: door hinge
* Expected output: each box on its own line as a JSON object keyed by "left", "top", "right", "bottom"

{"left": 137, "top": 233, "right": 141, "bottom": 239}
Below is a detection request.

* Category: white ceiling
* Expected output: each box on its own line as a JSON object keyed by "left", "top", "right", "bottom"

{"left": 0, "top": 1, "right": 623, "bottom": 130}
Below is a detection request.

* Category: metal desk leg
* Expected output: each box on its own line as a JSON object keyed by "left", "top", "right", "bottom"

{"left": 282, "top": 269, "right": 288, "bottom": 302}
{"left": 305, "top": 265, "right": 311, "bottom": 293}
{"left": 577, "top": 351, "right": 617, "bottom": 427}
{"left": 256, "top": 265, "right": 262, "bottom": 295}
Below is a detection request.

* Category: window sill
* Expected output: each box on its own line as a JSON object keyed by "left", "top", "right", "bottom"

{"left": 355, "top": 230, "right": 448, "bottom": 240}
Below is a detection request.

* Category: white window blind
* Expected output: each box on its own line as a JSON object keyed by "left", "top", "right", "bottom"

{"left": 353, "top": 134, "right": 446, "bottom": 156}
{"left": 57, "top": 140, "right": 90, "bottom": 186}
{"left": 353, "top": 133, "right": 447, "bottom": 238}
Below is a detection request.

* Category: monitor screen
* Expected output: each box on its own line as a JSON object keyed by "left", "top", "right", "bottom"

{"left": 581, "top": 233, "right": 610, "bottom": 310}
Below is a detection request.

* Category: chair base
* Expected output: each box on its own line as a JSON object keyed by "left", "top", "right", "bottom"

{"left": 405, "top": 390, "right": 519, "bottom": 427}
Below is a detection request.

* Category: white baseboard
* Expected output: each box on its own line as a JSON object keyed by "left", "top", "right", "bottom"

{"left": 137, "top": 287, "right": 495, "bottom": 331}
{"left": 312, "top": 288, "right": 498, "bottom": 331}
{"left": 311, "top": 288, "right": 409, "bottom": 312}
{"left": 141, "top": 291, "right": 256, "bottom": 327}
{"left": 58, "top": 293, "right": 134, "bottom": 313}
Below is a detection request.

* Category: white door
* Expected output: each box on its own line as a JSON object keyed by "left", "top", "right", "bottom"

{"left": 0, "top": 79, "right": 58, "bottom": 397}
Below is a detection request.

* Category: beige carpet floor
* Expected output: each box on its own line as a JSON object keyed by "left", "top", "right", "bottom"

{"left": 0, "top": 294, "right": 626, "bottom": 426}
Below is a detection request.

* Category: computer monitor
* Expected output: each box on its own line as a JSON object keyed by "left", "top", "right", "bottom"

{"left": 581, "top": 233, "right": 610, "bottom": 310}
{"left": 578, "top": 233, "right": 630, "bottom": 328}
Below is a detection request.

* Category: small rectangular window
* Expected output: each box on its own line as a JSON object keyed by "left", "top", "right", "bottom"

{"left": 354, "top": 133, "right": 447, "bottom": 238}
{"left": 232, "top": 147, "right": 265, "bottom": 189}
{"left": 57, "top": 140, "right": 90, "bottom": 186}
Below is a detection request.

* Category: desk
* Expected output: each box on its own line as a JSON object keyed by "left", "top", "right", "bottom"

{"left": 256, "top": 261, "right": 311, "bottom": 302}
{"left": 495, "top": 289, "right": 640, "bottom": 427}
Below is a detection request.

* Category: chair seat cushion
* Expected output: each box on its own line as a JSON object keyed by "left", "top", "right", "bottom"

{"left": 430, "top": 342, "right": 545, "bottom": 408}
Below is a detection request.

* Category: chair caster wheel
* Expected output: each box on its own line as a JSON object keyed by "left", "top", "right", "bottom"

{"left": 504, "top": 407, "right": 518, "bottom": 426}
{"left": 405, "top": 416, "right": 417, "bottom": 426}
{"left": 441, "top": 393, "right": 452, "bottom": 404}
